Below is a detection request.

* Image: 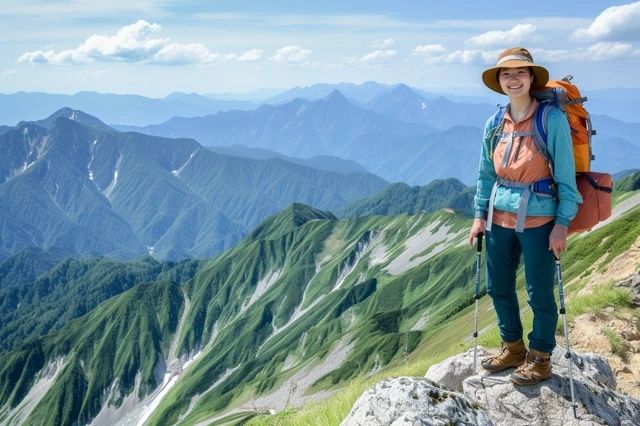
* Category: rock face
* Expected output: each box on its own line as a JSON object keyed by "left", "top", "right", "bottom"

{"left": 424, "top": 346, "right": 491, "bottom": 392}
{"left": 340, "top": 376, "right": 493, "bottom": 426}
{"left": 463, "top": 347, "right": 640, "bottom": 425}
{"left": 344, "top": 347, "right": 640, "bottom": 425}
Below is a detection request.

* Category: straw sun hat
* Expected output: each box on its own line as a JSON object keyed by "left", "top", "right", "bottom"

{"left": 482, "top": 47, "right": 549, "bottom": 95}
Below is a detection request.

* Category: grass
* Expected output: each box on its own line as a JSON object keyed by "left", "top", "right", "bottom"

{"left": 601, "top": 327, "right": 630, "bottom": 363}
{"left": 245, "top": 353, "right": 445, "bottom": 426}
{"left": 561, "top": 282, "right": 631, "bottom": 325}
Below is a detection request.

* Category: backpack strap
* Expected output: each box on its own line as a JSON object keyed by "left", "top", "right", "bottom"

{"left": 532, "top": 101, "right": 553, "bottom": 166}
{"left": 485, "top": 102, "right": 558, "bottom": 233}
{"left": 488, "top": 105, "right": 506, "bottom": 159}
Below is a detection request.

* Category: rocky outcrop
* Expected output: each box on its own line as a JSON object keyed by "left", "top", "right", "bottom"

{"left": 343, "top": 347, "right": 640, "bottom": 425}
{"left": 340, "top": 376, "right": 492, "bottom": 425}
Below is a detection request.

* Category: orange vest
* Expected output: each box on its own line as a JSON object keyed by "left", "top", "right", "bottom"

{"left": 492, "top": 99, "right": 555, "bottom": 229}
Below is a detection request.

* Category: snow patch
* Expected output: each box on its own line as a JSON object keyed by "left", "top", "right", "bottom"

{"left": 88, "top": 139, "right": 97, "bottom": 183}
{"left": 249, "top": 338, "right": 355, "bottom": 411}
{"left": 385, "top": 220, "right": 464, "bottom": 276}
{"left": 411, "top": 313, "right": 429, "bottom": 331}
{"left": 332, "top": 236, "right": 373, "bottom": 292}
{"left": 241, "top": 269, "right": 283, "bottom": 314}
{"left": 89, "top": 350, "right": 203, "bottom": 426}
{"left": 172, "top": 148, "right": 199, "bottom": 177}
{"left": 103, "top": 155, "right": 122, "bottom": 199}
{"left": 2, "top": 357, "right": 65, "bottom": 425}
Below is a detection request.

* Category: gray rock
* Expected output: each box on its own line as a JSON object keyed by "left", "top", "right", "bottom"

{"left": 551, "top": 347, "right": 617, "bottom": 390}
{"left": 616, "top": 272, "right": 640, "bottom": 308}
{"left": 462, "top": 347, "right": 640, "bottom": 425}
{"left": 425, "top": 346, "right": 491, "bottom": 392}
{"left": 341, "top": 376, "right": 493, "bottom": 426}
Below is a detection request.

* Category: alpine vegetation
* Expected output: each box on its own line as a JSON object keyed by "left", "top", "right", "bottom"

{"left": 0, "top": 204, "right": 480, "bottom": 425}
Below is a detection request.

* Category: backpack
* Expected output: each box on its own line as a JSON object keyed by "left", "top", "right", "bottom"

{"left": 488, "top": 75, "right": 613, "bottom": 234}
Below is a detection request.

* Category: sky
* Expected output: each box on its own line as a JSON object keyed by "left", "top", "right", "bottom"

{"left": 2, "top": 0, "right": 640, "bottom": 97}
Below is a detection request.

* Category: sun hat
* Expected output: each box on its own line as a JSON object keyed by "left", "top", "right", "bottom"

{"left": 482, "top": 47, "right": 549, "bottom": 95}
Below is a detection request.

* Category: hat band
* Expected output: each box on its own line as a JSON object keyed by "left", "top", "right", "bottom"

{"left": 496, "top": 54, "right": 533, "bottom": 66}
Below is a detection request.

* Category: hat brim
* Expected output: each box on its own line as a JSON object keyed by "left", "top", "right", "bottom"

{"left": 482, "top": 60, "right": 549, "bottom": 95}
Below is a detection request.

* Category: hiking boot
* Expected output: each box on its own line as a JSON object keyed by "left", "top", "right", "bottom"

{"left": 510, "top": 348, "right": 552, "bottom": 386}
{"left": 481, "top": 339, "right": 527, "bottom": 372}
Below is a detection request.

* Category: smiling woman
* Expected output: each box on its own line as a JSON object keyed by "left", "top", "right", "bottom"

{"left": 469, "top": 46, "right": 582, "bottom": 386}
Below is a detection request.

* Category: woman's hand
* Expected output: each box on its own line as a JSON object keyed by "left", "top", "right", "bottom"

{"left": 549, "top": 223, "right": 568, "bottom": 258}
{"left": 468, "top": 218, "right": 486, "bottom": 247}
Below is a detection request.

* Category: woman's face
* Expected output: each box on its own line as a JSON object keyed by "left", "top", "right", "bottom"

{"left": 498, "top": 67, "right": 534, "bottom": 98}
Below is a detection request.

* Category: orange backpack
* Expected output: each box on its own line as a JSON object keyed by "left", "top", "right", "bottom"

{"left": 531, "top": 75, "right": 613, "bottom": 233}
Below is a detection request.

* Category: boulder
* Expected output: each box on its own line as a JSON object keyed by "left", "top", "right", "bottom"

{"left": 340, "top": 376, "right": 493, "bottom": 425}
{"left": 425, "top": 346, "right": 491, "bottom": 392}
{"left": 344, "top": 347, "right": 640, "bottom": 425}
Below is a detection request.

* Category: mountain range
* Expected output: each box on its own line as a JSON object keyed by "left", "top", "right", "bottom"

{"left": 120, "top": 86, "right": 640, "bottom": 185}
{"left": 0, "top": 108, "right": 387, "bottom": 261}
{"left": 0, "top": 91, "right": 256, "bottom": 127}
{"left": 1, "top": 188, "right": 638, "bottom": 425}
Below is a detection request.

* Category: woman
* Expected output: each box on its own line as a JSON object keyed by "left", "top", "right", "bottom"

{"left": 468, "top": 47, "right": 582, "bottom": 386}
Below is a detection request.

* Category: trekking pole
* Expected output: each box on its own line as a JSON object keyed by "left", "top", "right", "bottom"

{"left": 473, "top": 233, "right": 483, "bottom": 373}
{"left": 555, "top": 255, "right": 578, "bottom": 418}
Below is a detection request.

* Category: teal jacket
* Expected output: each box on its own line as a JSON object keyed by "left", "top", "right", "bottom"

{"left": 474, "top": 106, "right": 582, "bottom": 227}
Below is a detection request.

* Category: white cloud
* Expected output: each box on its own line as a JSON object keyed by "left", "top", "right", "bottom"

{"left": 345, "top": 49, "right": 398, "bottom": 65}
{"left": 17, "top": 20, "right": 258, "bottom": 65}
{"left": 412, "top": 44, "right": 447, "bottom": 55}
{"left": 466, "top": 24, "right": 537, "bottom": 46}
{"left": 534, "top": 42, "right": 640, "bottom": 62}
{"left": 573, "top": 1, "right": 640, "bottom": 41}
{"left": 420, "top": 49, "right": 498, "bottom": 65}
{"left": 153, "top": 43, "right": 221, "bottom": 65}
{"left": 272, "top": 45, "right": 312, "bottom": 64}
{"left": 237, "top": 49, "right": 263, "bottom": 62}
{"left": 372, "top": 38, "right": 395, "bottom": 48}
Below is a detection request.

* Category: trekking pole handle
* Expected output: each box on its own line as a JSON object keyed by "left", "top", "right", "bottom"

{"left": 476, "top": 233, "right": 483, "bottom": 253}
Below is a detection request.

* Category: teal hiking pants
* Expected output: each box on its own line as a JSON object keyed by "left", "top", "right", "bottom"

{"left": 486, "top": 221, "right": 557, "bottom": 353}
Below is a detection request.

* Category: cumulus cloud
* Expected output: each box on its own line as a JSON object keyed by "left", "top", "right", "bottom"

{"left": 272, "top": 45, "right": 312, "bottom": 64}
{"left": 412, "top": 44, "right": 447, "bottom": 56}
{"left": 572, "top": 1, "right": 640, "bottom": 41}
{"left": 466, "top": 24, "right": 537, "bottom": 46}
{"left": 372, "top": 38, "right": 395, "bottom": 48}
{"left": 17, "top": 20, "right": 260, "bottom": 65}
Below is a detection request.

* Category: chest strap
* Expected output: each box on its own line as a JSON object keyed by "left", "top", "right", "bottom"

{"left": 499, "top": 130, "right": 535, "bottom": 169}
{"left": 486, "top": 177, "right": 556, "bottom": 233}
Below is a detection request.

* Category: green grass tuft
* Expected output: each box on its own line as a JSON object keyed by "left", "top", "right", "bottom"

{"left": 601, "top": 327, "right": 630, "bottom": 363}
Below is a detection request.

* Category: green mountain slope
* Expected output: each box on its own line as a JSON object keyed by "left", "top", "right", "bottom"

{"left": 2, "top": 196, "right": 640, "bottom": 425}
{"left": 0, "top": 247, "right": 72, "bottom": 289}
{"left": 337, "top": 178, "right": 471, "bottom": 218}
{"left": 0, "top": 279, "right": 185, "bottom": 426}
{"left": 0, "top": 256, "right": 201, "bottom": 354}
{"left": 616, "top": 170, "right": 640, "bottom": 192}
{"left": 0, "top": 204, "right": 478, "bottom": 426}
